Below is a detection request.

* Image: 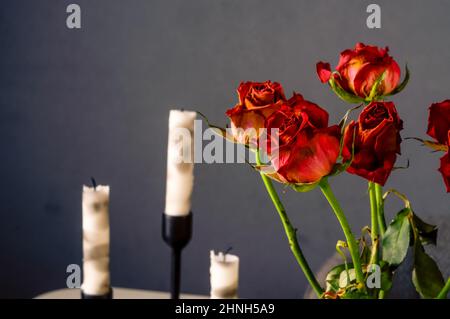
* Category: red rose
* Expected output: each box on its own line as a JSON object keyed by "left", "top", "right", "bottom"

{"left": 426, "top": 100, "right": 450, "bottom": 192}
{"left": 427, "top": 100, "right": 450, "bottom": 145}
{"left": 226, "top": 81, "right": 286, "bottom": 145}
{"left": 317, "top": 43, "right": 401, "bottom": 99}
{"left": 439, "top": 152, "right": 450, "bottom": 192}
{"left": 342, "top": 101, "right": 403, "bottom": 186}
{"left": 264, "top": 93, "right": 341, "bottom": 184}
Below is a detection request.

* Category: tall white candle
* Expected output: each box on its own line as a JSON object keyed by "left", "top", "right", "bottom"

{"left": 165, "top": 109, "right": 196, "bottom": 216}
{"left": 81, "top": 185, "right": 111, "bottom": 295}
{"left": 210, "top": 250, "right": 239, "bottom": 299}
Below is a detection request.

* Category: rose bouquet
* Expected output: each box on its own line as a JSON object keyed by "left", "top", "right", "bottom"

{"left": 203, "top": 43, "right": 450, "bottom": 299}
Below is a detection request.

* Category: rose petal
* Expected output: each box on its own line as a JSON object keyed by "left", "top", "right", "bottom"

{"left": 427, "top": 100, "right": 450, "bottom": 145}
{"left": 289, "top": 93, "right": 329, "bottom": 128}
{"left": 226, "top": 81, "right": 287, "bottom": 145}
{"left": 439, "top": 152, "right": 450, "bottom": 193}
{"left": 229, "top": 110, "right": 266, "bottom": 145}
{"left": 316, "top": 62, "right": 332, "bottom": 83}
{"left": 278, "top": 127, "right": 340, "bottom": 183}
{"left": 343, "top": 102, "right": 403, "bottom": 185}
{"left": 334, "top": 43, "right": 401, "bottom": 98}
{"left": 353, "top": 62, "right": 400, "bottom": 97}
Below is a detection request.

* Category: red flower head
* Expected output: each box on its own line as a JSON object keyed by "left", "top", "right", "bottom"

{"left": 226, "top": 81, "right": 286, "bottom": 145}
{"left": 427, "top": 100, "right": 450, "bottom": 145}
{"left": 343, "top": 101, "right": 403, "bottom": 186}
{"left": 264, "top": 93, "right": 341, "bottom": 184}
{"left": 439, "top": 152, "right": 450, "bottom": 192}
{"left": 317, "top": 43, "right": 402, "bottom": 100}
{"left": 427, "top": 100, "right": 450, "bottom": 192}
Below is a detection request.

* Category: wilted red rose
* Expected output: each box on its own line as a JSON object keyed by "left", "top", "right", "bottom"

{"left": 226, "top": 81, "right": 286, "bottom": 145}
{"left": 342, "top": 101, "right": 403, "bottom": 186}
{"left": 264, "top": 93, "right": 341, "bottom": 184}
{"left": 427, "top": 100, "right": 450, "bottom": 145}
{"left": 426, "top": 100, "right": 450, "bottom": 192}
{"left": 317, "top": 43, "right": 401, "bottom": 99}
{"left": 439, "top": 151, "right": 450, "bottom": 192}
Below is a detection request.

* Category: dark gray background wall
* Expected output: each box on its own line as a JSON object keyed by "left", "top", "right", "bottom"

{"left": 0, "top": 0, "right": 449, "bottom": 298}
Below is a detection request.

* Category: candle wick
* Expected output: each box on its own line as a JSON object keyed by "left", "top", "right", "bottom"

{"left": 90, "top": 177, "right": 97, "bottom": 190}
{"left": 180, "top": 108, "right": 185, "bottom": 112}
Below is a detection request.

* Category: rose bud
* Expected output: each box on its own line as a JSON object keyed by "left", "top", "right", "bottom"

{"left": 264, "top": 93, "right": 341, "bottom": 184}
{"left": 226, "top": 81, "right": 286, "bottom": 146}
{"left": 317, "top": 43, "right": 405, "bottom": 102}
{"left": 426, "top": 100, "right": 450, "bottom": 192}
{"left": 342, "top": 101, "right": 403, "bottom": 186}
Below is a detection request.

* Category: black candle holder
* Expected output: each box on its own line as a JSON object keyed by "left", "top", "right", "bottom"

{"left": 81, "top": 288, "right": 113, "bottom": 299}
{"left": 162, "top": 213, "right": 193, "bottom": 299}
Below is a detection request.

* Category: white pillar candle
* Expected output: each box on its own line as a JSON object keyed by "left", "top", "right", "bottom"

{"left": 81, "top": 185, "right": 111, "bottom": 295}
{"left": 210, "top": 250, "right": 239, "bottom": 299}
{"left": 165, "top": 109, "right": 196, "bottom": 216}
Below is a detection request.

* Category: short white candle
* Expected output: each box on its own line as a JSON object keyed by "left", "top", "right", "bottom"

{"left": 165, "top": 109, "right": 196, "bottom": 216}
{"left": 81, "top": 185, "right": 111, "bottom": 295}
{"left": 210, "top": 250, "right": 239, "bottom": 299}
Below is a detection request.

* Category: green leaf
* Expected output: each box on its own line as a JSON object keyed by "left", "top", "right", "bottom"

{"left": 383, "top": 189, "right": 412, "bottom": 210}
{"left": 382, "top": 208, "right": 412, "bottom": 266}
{"left": 405, "top": 137, "right": 448, "bottom": 152}
{"left": 197, "top": 111, "right": 235, "bottom": 143}
{"left": 339, "top": 268, "right": 356, "bottom": 288}
{"left": 366, "top": 70, "right": 387, "bottom": 101}
{"left": 360, "top": 241, "right": 371, "bottom": 265}
{"left": 387, "top": 64, "right": 410, "bottom": 96}
{"left": 291, "top": 180, "right": 320, "bottom": 192}
{"left": 335, "top": 240, "right": 349, "bottom": 266}
{"left": 330, "top": 162, "right": 350, "bottom": 177}
{"left": 325, "top": 263, "right": 349, "bottom": 292}
{"left": 197, "top": 110, "right": 258, "bottom": 150}
{"left": 331, "top": 122, "right": 357, "bottom": 177}
{"left": 392, "top": 158, "right": 410, "bottom": 171}
{"left": 412, "top": 242, "right": 445, "bottom": 298}
{"left": 412, "top": 213, "right": 438, "bottom": 246}
{"left": 381, "top": 269, "right": 393, "bottom": 292}
{"left": 328, "top": 73, "right": 365, "bottom": 104}
{"left": 338, "top": 103, "right": 363, "bottom": 129}
{"left": 379, "top": 261, "right": 393, "bottom": 291}
{"left": 340, "top": 289, "right": 372, "bottom": 299}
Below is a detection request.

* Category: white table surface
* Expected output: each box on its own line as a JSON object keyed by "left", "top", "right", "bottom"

{"left": 35, "top": 287, "right": 208, "bottom": 299}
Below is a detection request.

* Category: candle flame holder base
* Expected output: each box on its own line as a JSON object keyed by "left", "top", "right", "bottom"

{"left": 162, "top": 213, "right": 192, "bottom": 299}
{"left": 81, "top": 288, "right": 113, "bottom": 299}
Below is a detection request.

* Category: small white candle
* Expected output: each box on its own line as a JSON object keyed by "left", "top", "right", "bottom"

{"left": 165, "top": 109, "right": 196, "bottom": 216}
{"left": 210, "top": 250, "right": 239, "bottom": 299}
{"left": 81, "top": 185, "right": 111, "bottom": 295}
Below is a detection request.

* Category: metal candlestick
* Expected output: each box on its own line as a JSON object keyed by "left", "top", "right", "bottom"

{"left": 81, "top": 288, "right": 113, "bottom": 299}
{"left": 162, "top": 213, "right": 192, "bottom": 299}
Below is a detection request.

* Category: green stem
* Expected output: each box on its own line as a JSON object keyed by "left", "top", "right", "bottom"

{"left": 368, "top": 182, "right": 379, "bottom": 267}
{"left": 436, "top": 278, "right": 450, "bottom": 299}
{"left": 256, "top": 151, "right": 324, "bottom": 298}
{"left": 369, "top": 182, "right": 386, "bottom": 299}
{"left": 319, "top": 179, "right": 365, "bottom": 287}
{"left": 375, "top": 183, "right": 386, "bottom": 235}
{"left": 373, "top": 183, "right": 387, "bottom": 299}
